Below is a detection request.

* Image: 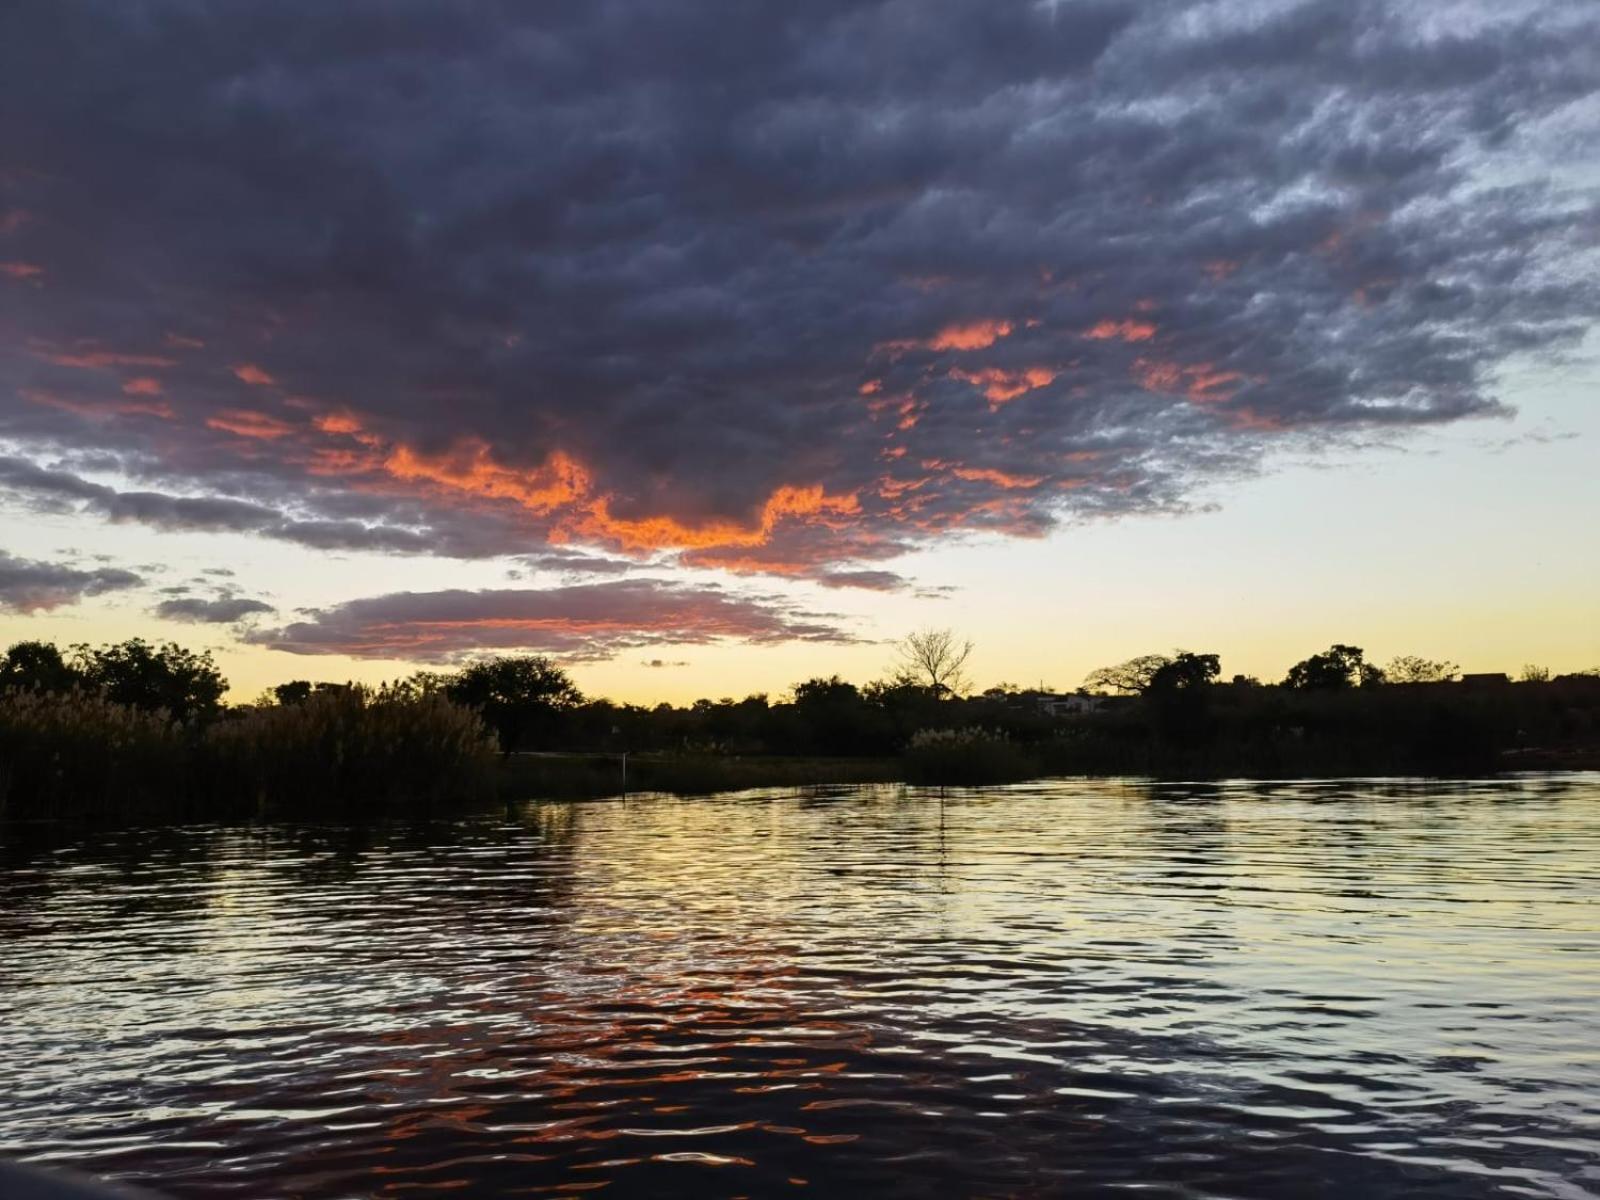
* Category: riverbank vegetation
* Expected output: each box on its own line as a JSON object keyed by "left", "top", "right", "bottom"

{"left": 1, "top": 635, "right": 1597, "bottom": 820}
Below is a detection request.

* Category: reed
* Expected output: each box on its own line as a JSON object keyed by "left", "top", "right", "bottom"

{"left": 0, "top": 686, "right": 500, "bottom": 821}
{"left": 902, "top": 726, "right": 1039, "bottom": 786}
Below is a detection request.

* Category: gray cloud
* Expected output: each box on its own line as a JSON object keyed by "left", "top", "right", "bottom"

{"left": 0, "top": 549, "right": 142, "bottom": 612}
{"left": 816, "top": 569, "right": 909, "bottom": 592}
{"left": 245, "top": 579, "right": 862, "bottom": 662}
{"left": 1, "top": 0, "right": 1596, "bottom": 580}
{"left": 154, "top": 595, "right": 275, "bottom": 623}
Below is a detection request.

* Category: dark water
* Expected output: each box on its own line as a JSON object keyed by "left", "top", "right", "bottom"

{"left": 2, "top": 777, "right": 1598, "bottom": 1199}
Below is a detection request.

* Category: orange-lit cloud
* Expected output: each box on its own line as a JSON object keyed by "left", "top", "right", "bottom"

{"left": 23, "top": 387, "right": 175, "bottom": 421}
{"left": 1, "top": 261, "right": 44, "bottom": 280}
{"left": 36, "top": 348, "right": 176, "bottom": 370}
{"left": 206, "top": 409, "right": 297, "bottom": 439}
{"left": 949, "top": 365, "right": 1056, "bottom": 407}
{"left": 385, "top": 439, "right": 591, "bottom": 514}
{"left": 232, "top": 363, "right": 276, "bottom": 386}
{"left": 1083, "top": 318, "right": 1156, "bottom": 343}
{"left": 311, "top": 409, "right": 366, "bottom": 435}
{"left": 873, "top": 318, "right": 1014, "bottom": 358}
{"left": 929, "top": 319, "right": 1013, "bottom": 351}
{"left": 121, "top": 377, "right": 163, "bottom": 396}
{"left": 579, "top": 484, "right": 860, "bottom": 554}
{"left": 1133, "top": 357, "right": 1242, "bottom": 402}
{"left": 922, "top": 459, "right": 1044, "bottom": 489}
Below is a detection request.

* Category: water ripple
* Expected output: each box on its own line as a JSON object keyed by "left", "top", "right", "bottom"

{"left": 2, "top": 775, "right": 1598, "bottom": 1197}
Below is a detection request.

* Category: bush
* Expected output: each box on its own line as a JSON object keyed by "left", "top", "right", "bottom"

{"left": 902, "top": 726, "right": 1038, "bottom": 786}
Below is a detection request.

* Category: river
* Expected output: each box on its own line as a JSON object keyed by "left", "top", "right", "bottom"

{"left": 2, "top": 776, "right": 1597, "bottom": 1198}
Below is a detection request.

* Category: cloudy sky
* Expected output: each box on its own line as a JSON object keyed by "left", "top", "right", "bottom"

{"left": 2, "top": 0, "right": 1597, "bottom": 700}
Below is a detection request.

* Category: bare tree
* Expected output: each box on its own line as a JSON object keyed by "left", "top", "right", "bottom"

{"left": 891, "top": 628, "right": 973, "bottom": 697}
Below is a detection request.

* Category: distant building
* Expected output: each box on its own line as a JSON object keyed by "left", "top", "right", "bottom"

{"left": 1034, "top": 692, "right": 1115, "bottom": 717}
{"left": 1460, "top": 672, "right": 1511, "bottom": 687}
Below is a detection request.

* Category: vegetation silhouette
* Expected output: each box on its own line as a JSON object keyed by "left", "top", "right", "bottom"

{"left": 1, "top": 633, "right": 1598, "bottom": 820}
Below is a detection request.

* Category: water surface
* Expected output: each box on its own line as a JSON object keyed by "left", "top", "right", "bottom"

{"left": 2, "top": 776, "right": 1598, "bottom": 1198}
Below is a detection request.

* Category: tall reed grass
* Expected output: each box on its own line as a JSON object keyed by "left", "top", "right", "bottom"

{"left": 0, "top": 687, "right": 191, "bottom": 819}
{"left": 0, "top": 686, "right": 500, "bottom": 821}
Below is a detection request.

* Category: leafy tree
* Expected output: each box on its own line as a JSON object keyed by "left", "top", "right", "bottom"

{"left": 789, "top": 676, "right": 879, "bottom": 755}
{"left": 273, "top": 680, "right": 314, "bottom": 705}
{"left": 890, "top": 628, "right": 973, "bottom": 697}
{"left": 273, "top": 680, "right": 357, "bottom": 705}
{"left": 1519, "top": 664, "right": 1551, "bottom": 683}
{"left": 396, "top": 670, "right": 452, "bottom": 698}
{"left": 445, "top": 655, "right": 583, "bottom": 753}
{"left": 1083, "top": 653, "right": 1172, "bottom": 695}
{"left": 792, "top": 676, "right": 861, "bottom": 706}
{"left": 0, "top": 640, "right": 81, "bottom": 693}
{"left": 1141, "top": 651, "right": 1220, "bottom": 746}
{"left": 1147, "top": 651, "right": 1221, "bottom": 691}
{"left": 1384, "top": 655, "right": 1460, "bottom": 684}
{"left": 70, "top": 638, "right": 226, "bottom": 719}
{"left": 1282, "top": 644, "right": 1369, "bottom": 690}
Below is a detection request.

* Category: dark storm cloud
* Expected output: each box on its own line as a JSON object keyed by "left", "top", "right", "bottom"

{"left": 2, "top": 0, "right": 1597, "bottom": 578}
{"left": 0, "top": 549, "right": 142, "bottom": 612}
{"left": 246, "top": 580, "right": 861, "bottom": 662}
{"left": 154, "top": 595, "right": 275, "bottom": 624}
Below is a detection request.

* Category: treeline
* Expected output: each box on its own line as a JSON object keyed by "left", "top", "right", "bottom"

{"left": 1, "top": 636, "right": 1597, "bottom": 822}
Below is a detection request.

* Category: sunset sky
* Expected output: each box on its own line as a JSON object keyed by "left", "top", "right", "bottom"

{"left": 2, "top": 0, "right": 1597, "bottom": 703}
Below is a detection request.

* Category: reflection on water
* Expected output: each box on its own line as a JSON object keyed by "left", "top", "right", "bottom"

{"left": 2, "top": 776, "right": 1598, "bottom": 1198}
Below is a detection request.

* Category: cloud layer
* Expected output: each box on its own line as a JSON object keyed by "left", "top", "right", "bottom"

{"left": 3, "top": 0, "right": 1597, "bottom": 594}
{"left": 246, "top": 580, "right": 860, "bottom": 662}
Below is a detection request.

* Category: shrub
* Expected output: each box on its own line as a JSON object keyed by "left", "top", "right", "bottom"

{"left": 902, "top": 726, "right": 1038, "bottom": 786}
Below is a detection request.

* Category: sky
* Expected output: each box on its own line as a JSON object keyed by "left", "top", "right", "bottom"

{"left": 1, "top": 0, "right": 1597, "bottom": 703}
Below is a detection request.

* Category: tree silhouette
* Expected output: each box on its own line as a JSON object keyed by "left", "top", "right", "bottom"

{"left": 1148, "top": 652, "right": 1221, "bottom": 691}
{"left": 1083, "top": 653, "right": 1172, "bottom": 695}
{"left": 891, "top": 628, "right": 973, "bottom": 698}
{"left": 0, "top": 640, "right": 80, "bottom": 693}
{"left": 273, "top": 680, "right": 314, "bottom": 705}
{"left": 1283, "top": 644, "right": 1369, "bottom": 690}
{"left": 70, "top": 638, "right": 225, "bottom": 719}
{"left": 1384, "top": 656, "right": 1459, "bottom": 684}
{"left": 445, "top": 655, "right": 583, "bottom": 753}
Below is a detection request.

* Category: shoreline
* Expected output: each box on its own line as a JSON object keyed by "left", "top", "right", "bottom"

{"left": 497, "top": 750, "right": 1600, "bottom": 803}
